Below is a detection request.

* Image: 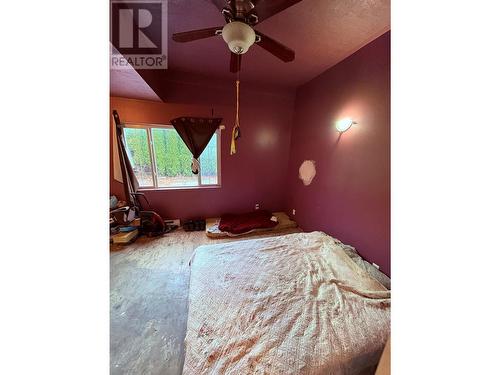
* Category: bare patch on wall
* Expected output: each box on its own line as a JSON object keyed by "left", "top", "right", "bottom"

{"left": 299, "top": 160, "right": 316, "bottom": 186}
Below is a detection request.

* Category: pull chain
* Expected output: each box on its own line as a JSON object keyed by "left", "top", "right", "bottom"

{"left": 230, "top": 72, "right": 241, "bottom": 155}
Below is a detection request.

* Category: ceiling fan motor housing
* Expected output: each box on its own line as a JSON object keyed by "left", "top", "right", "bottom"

{"left": 222, "top": 21, "right": 256, "bottom": 54}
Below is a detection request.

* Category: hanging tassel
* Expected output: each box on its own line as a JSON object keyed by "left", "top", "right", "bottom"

{"left": 230, "top": 79, "right": 241, "bottom": 155}
{"left": 191, "top": 157, "right": 200, "bottom": 174}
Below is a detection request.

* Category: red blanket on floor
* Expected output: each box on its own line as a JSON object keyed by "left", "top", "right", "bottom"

{"left": 218, "top": 210, "right": 278, "bottom": 234}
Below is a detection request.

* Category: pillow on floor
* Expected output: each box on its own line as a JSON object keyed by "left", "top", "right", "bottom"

{"left": 219, "top": 210, "right": 278, "bottom": 234}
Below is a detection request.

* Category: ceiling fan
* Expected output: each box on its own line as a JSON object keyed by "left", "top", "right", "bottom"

{"left": 172, "top": 0, "right": 302, "bottom": 73}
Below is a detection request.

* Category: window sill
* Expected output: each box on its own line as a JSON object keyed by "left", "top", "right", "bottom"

{"left": 138, "top": 185, "right": 221, "bottom": 192}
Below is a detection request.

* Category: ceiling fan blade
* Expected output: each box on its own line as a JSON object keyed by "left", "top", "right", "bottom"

{"left": 255, "top": 32, "right": 295, "bottom": 62}
{"left": 172, "top": 27, "right": 222, "bottom": 43}
{"left": 252, "top": 0, "right": 303, "bottom": 23}
{"left": 230, "top": 52, "right": 242, "bottom": 73}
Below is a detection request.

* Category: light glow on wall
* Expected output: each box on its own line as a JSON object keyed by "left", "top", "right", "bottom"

{"left": 256, "top": 128, "right": 277, "bottom": 148}
{"left": 335, "top": 118, "right": 355, "bottom": 132}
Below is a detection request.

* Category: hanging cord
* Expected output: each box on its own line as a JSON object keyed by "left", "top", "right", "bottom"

{"left": 230, "top": 74, "right": 241, "bottom": 155}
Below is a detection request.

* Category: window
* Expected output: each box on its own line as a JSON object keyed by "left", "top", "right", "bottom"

{"left": 123, "top": 124, "right": 220, "bottom": 189}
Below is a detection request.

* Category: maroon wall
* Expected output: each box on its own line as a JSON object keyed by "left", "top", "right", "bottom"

{"left": 285, "top": 32, "right": 390, "bottom": 275}
{"left": 110, "top": 85, "right": 295, "bottom": 220}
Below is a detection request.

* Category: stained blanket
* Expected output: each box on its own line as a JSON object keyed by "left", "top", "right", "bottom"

{"left": 183, "top": 231, "right": 390, "bottom": 375}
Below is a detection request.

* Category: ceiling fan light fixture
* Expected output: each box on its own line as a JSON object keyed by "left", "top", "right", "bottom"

{"left": 222, "top": 21, "right": 256, "bottom": 54}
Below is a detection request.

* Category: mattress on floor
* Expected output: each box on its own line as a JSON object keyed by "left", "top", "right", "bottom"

{"left": 184, "top": 231, "right": 391, "bottom": 375}
{"left": 205, "top": 211, "right": 297, "bottom": 238}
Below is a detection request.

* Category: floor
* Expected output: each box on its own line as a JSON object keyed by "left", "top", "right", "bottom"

{"left": 110, "top": 227, "right": 301, "bottom": 375}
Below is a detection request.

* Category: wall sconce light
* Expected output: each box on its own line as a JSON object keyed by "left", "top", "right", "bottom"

{"left": 335, "top": 118, "right": 356, "bottom": 132}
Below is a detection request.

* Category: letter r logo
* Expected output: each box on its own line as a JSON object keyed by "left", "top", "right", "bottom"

{"left": 111, "top": 2, "right": 162, "bottom": 55}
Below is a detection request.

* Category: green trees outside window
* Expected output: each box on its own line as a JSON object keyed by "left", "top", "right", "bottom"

{"left": 123, "top": 126, "right": 218, "bottom": 188}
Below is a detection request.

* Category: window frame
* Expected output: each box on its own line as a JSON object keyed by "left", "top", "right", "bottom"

{"left": 122, "top": 122, "right": 222, "bottom": 191}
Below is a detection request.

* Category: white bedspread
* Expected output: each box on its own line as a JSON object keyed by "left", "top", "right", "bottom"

{"left": 183, "top": 232, "right": 390, "bottom": 375}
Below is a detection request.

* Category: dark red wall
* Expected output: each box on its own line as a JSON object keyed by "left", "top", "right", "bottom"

{"left": 285, "top": 32, "right": 390, "bottom": 275}
{"left": 110, "top": 86, "right": 295, "bottom": 220}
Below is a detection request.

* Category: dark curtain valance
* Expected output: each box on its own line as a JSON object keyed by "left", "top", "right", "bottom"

{"left": 171, "top": 117, "right": 222, "bottom": 159}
